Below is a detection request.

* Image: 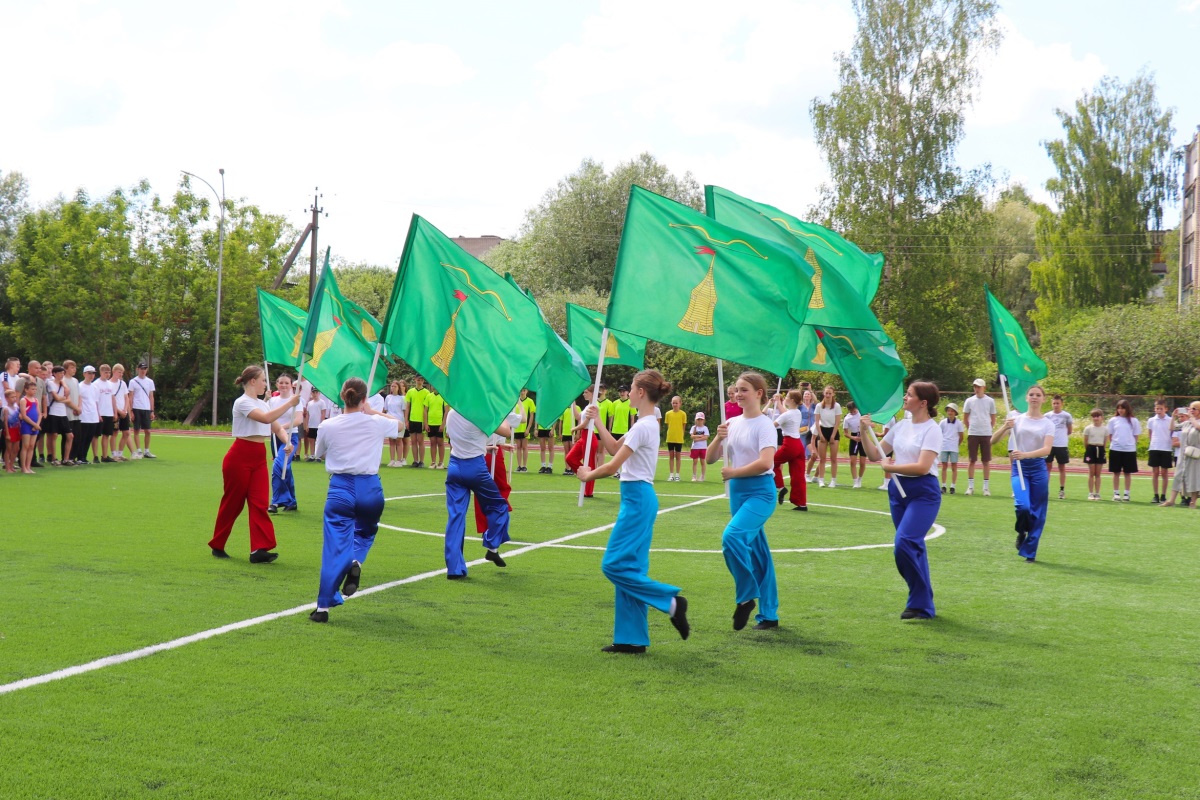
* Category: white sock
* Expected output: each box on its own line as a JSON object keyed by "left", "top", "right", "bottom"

{"left": 669, "top": 597, "right": 678, "bottom": 617}
{"left": 968, "top": 478, "right": 975, "bottom": 488}
{"left": 983, "top": 480, "right": 989, "bottom": 489}
{"left": 316, "top": 607, "right": 329, "bottom": 613}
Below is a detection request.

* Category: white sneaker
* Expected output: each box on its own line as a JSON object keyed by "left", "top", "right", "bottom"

{"left": 853, "top": 479, "right": 861, "bottom": 488}
{"left": 828, "top": 479, "right": 837, "bottom": 488}
{"left": 806, "top": 475, "right": 815, "bottom": 483}
{"left": 132, "top": 451, "right": 143, "bottom": 460}
{"left": 878, "top": 482, "right": 888, "bottom": 491}
{"left": 982, "top": 488, "right": 990, "bottom": 497}
{"left": 1112, "top": 492, "right": 1120, "bottom": 502}
{"left": 965, "top": 487, "right": 973, "bottom": 496}
{"left": 144, "top": 451, "right": 157, "bottom": 459}
{"left": 817, "top": 478, "right": 826, "bottom": 488}
{"left": 400, "top": 459, "right": 407, "bottom": 467}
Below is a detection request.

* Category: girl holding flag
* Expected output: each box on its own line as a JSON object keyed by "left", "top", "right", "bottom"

{"left": 576, "top": 369, "right": 689, "bottom": 654}
{"left": 991, "top": 385, "right": 1055, "bottom": 562}
{"left": 268, "top": 373, "right": 303, "bottom": 514}
{"left": 707, "top": 372, "right": 781, "bottom": 631}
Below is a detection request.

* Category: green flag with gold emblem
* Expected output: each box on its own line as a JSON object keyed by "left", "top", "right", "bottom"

{"left": 565, "top": 303, "right": 647, "bottom": 368}
{"left": 605, "top": 186, "right": 814, "bottom": 375}
{"left": 380, "top": 216, "right": 549, "bottom": 434}
{"left": 813, "top": 327, "right": 907, "bottom": 420}
{"left": 504, "top": 276, "right": 592, "bottom": 423}
{"left": 985, "top": 286, "right": 1047, "bottom": 412}
{"left": 257, "top": 288, "right": 307, "bottom": 368}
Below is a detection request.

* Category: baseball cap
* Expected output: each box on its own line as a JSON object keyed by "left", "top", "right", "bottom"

{"left": 696, "top": 412, "right": 706, "bottom": 419}
{"left": 83, "top": 365, "right": 96, "bottom": 373}
{"left": 137, "top": 362, "right": 148, "bottom": 369}
{"left": 972, "top": 378, "right": 986, "bottom": 387}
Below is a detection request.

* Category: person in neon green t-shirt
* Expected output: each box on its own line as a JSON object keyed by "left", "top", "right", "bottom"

{"left": 611, "top": 387, "right": 633, "bottom": 435}
{"left": 425, "top": 386, "right": 448, "bottom": 469}
{"left": 596, "top": 384, "right": 612, "bottom": 467}
{"left": 559, "top": 402, "right": 579, "bottom": 475}
{"left": 405, "top": 376, "right": 430, "bottom": 468}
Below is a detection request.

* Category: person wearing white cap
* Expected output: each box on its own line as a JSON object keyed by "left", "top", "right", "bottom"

{"left": 73, "top": 365, "right": 101, "bottom": 464}
{"left": 938, "top": 403, "right": 964, "bottom": 494}
{"left": 130, "top": 362, "right": 156, "bottom": 458}
{"left": 962, "top": 378, "right": 996, "bottom": 496}
{"left": 689, "top": 411, "right": 709, "bottom": 481}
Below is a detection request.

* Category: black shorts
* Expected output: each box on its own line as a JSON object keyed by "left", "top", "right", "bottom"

{"left": 1108, "top": 450, "right": 1138, "bottom": 474}
{"left": 537, "top": 428, "right": 552, "bottom": 439}
{"left": 1084, "top": 445, "right": 1105, "bottom": 464}
{"left": 306, "top": 428, "right": 318, "bottom": 440}
{"left": 819, "top": 426, "right": 839, "bottom": 443}
{"left": 408, "top": 421, "right": 424, "bottom": 435}
{"left": 848, "top": 439, "right": 865, "bottom": 457}
{"left": 428, "top": 425, "right": 444, "bottom": 439}
{"left": 133, "top": 409, "right": 152, "bottom": 430}
{"left": 514, "top": 431, "right": 527, "bottom": 440}
{"left": 117, "top": 415, "right": 130, "bottom": 432}
{"left": 667, "top": 442, "right": 683, "bottom": 453}
{"left": 1147, "top": 450, "right": 1175, "bottom": 469}
{"left": 45, "top": 415, "right": 70, "bottom": 435}
{"left": 1045, "top": 446, "right": 1069, "bottom": 465}
{"left": 561, "top": 436, "right": 572, "bottom": 445}
{"left": 101, "top": 417, "right": 115, "bottom": 436}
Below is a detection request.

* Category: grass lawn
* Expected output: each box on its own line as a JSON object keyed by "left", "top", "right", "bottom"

{"left": 1, "top": 436, "right": 1197, "bottom": 799}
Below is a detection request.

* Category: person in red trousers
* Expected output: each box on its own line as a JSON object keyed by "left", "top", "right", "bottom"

{"left": 772, "top": 389, "right": 808, "bottom": 511}
{"left": 565, "top": 386, "right": 600, "bottom": 499}
{"left": 210, "top": 365, "right": 300, "bottom": 563}
{"left": 474, "top": 409, "right": 521, "bottom": 536}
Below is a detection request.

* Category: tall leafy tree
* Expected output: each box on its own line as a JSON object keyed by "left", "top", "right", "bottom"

{"left": 1032, "top": 73, "right": 1179, "bottom": 313}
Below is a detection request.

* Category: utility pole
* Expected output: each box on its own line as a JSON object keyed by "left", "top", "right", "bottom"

{"left": 309, "top": 189, "right": 323, "bottom": 303}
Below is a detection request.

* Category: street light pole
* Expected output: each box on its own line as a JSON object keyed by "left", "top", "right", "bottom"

{"left": 182, "top": 169, "right": 226, "bottom": 426}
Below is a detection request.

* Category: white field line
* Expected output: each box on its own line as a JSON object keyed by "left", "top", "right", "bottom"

{"left": 0, "top": 493, "right": 723, "bottom": 697}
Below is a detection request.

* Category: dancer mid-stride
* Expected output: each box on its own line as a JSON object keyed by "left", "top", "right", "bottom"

{"left": 991, "top": 385, "right": 1055, "bottom": 563}
{"left": 576, "top": 370, "right": 690, "bottom": 654}
{"left": 707, "top": 372, "right": 781, "bottom": 631}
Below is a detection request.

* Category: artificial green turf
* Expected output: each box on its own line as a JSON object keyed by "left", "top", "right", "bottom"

{"left": 1, "top": 437, "right": 1198, "bottom": 799}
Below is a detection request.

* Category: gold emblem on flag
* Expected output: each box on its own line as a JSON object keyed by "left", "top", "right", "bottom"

{"left": 432, "top": 290, "right": 469, "bottom": 375}
{"left": 812, "top": 342, "right": 827, "bottom": 365}
{"left": 670, "top": 225, "right": 767, "bottom": 337}
{"left": 805, "top": 248, "right": 824, "bottom": 309}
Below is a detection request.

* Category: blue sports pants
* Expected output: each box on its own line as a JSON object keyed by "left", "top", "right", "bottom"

{"left": 317, "top": 473, "right": 384, "bottom": 609}
{"left": 445, "top": 455, "right": 509, "bottom": 576}
{"left": 888, "top": 473, "right": 941, "bottom": 617}
{"left": 1012, "top": 457, "right": 1049, "bottom": 560}
{"left": 271, "top": 431, "right": 300, "bottom": 508}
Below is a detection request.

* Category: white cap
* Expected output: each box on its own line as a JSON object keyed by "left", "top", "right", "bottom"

{"left": 696, "top": 412, "right": 706, "bottom": 419}
{"left": 83, "top": 365, "right": 96, "bottom": 373}
{"left": 972, "top": 378, "right": 986, "bottom": 387}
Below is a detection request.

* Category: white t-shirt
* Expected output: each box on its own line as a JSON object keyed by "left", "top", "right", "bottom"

{"left": 619, "top": 416, "right": 660, "bottom": 483}
{"left": 1106, "top": 416, "right": 1141, "bottom": 452}
{"left": 385, "top": 394, "right": 407, "bottom": 419}
{"left": 776, "top": 409, "right": 804, "bottom": 439}
{"left": 1146, "top": 414, "right": 1174, "bottom": 451}
{"left": 130, "top": 376, "right": 155, "bottom": 411}
{"left": 367, "top": 394, "right": 387, "bottom": 413}
{"left": 1010, "top": 414, "right": 1054, "bottom": 454}
{"left": 64, "top": 377, "right": 80, "bottom": 421}
{"left": 842, "top": 411, "right": 862, "bottom": 436}
{"left": 1004, "top": 410, "right": 1019, "bottom": 452}
{"left": 816, "top": 402, "right": 842, "bottom": 427}
{"left": 270, "top": 393, "right": 303, "bottom": 431}
{"left": 113, "top": 379, "right": 129, "bottom": 415}
{"left": 1045, "top": 410, "right": 1074, "bottom": 448}
{"left": 78, "top": 380, "right": 101, "bottom": 424}
{"left": 315, "top": 411, "right": 395, "bottom": 474}
{"left": 486, "top": 412, "right": 523, "bottom": 447}
{"left": 445, "top": 409, "right": 491, "bottom": 459}
{"left": 962, "top": 394, "right": 997, "bottom": 436}
{"left": 97, "top": 378, "right": 116, "bottom": 417}
{"left": 724, "top": 414, "right": 776, "bottom": 475}
{"left": 47, "top": 378, "right": 67, "bottom": 417}
{"left": 306, "top": 400, "right": 325, "bottom": 429}
{"left": 882, "top": 418, "right": 941, "bottom": 476}
{"left": 939, "top": 418, "right": 963, "bottom": 452}
{"left": 690, "top": 425, "right": 709, "bottom": 451}
{"left": 232, "top": 395, "right": 271, "bottom": 438}
{"left": 653, "top": 406, "right": 662, "bottom": 421}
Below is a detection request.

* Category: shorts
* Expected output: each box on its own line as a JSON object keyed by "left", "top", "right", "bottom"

{"left": 307, "top": 428, "right": 319, "bottom": 440}
{"left": 1147, "top": 450, "right": 1175, "bottom": 469}
{"left": 20, "top": 419, "right": 38, "bottom": 437}
{"left": 133, "top": 409, "right": 152, "bottom": 430}
{"left": 1045, "top": 446, "right": 1070, "bottom": 465}
{"left": 667, "top": 442, "right": 683, "bottom": 453}
{"left": 849, "top": 439, "right": 865, "bottom": 457}
{"left": 100, "top": 416, "right": 115, "bottom": 436}
{"left": 1083, "top": 445, "right": 1105, "bottom": 464}
{"left": 1108, "top": 450, "right": 1138, "bottom": 474}
{"left": 117, "top": 415, "right": 130, "bottom": 432}
{"left": 514, "top": 431, "right": 526, "bottom": 440}
{"left": 690, "top": 447, "right": 707, "bottom": 459}
{"left": 967, "top": 435, "right": 992, "bottom": 462}
{"left": 408, "top": 421, "right": 424, "bottom": 435}
{"left": 428, "top": 425, "right": 444, "bottom": 439}
{"left": 561, "top": 436, "right": 572, "bottom": 445}
{"left": 819, "top": 426, "right": 839, "bottom": 443}
{"left": 7, "top": 425, "right": 19, "bottom": 443}
{"left": 45, "top": 415, "right": 70, "bottom": 435}
{"left": 938, "top": 449, "right": 958, "bottom": 464}
{"left": 537, "top": 428, "right": 552, "bottom": 439}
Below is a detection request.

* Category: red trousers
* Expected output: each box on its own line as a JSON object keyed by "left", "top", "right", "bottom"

{"left": 565, "top": 433, "right": 600, "bottom": 497}
{"left": 774, "top": 435, "right": 807, "bottom": 507}
{"left": 474, "top": 448, "right": 513, "bottom": 534}
{"left": 210, "top": 438, "right": 277, "bottom": 552}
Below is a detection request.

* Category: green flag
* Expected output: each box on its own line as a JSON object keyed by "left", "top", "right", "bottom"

{"left": 381, "top": 216, "right": 549, "bottom": 434}
{"left": 985, "top": 286, "right": 1047, "bottom": 412}
{"left": 706, "top": 185, "right": 885, "bottom": 303}
{"left": 299, "top": 249, "right": 387, "bottom": 405}
{"left": 504, "top": 276, "right": 591, "bottom": 423}
{"left": 814, "top": 327, "right": 907, "bottom": 420}
{"left": 606, "top": 186, "right": 814, "bottom": 375}
{"left": 565, "top": 303, "right": 647, "bottom": 368}
{"left": 257, "top": 288, "right": 307, "bottom": 368}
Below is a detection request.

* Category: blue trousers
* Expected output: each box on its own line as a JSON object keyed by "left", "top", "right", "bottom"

{"left": 317, "top": 473, "right": 384, "bottom": 609}
{"left": 1012, "top": 458, "right": 1049, "bottom": 560}
{"left": 722, "top": 474, "right": 779, "bottom": 623}
{"left": 888, "top": 473, "right": 940, "bottom": 617}
{"left": 445, "top": 455, "right": 509, "bottom": 576}
{"left": 601, "top": 481, "right": 680, "bottom": 647}
{"left": 271, "top": 432, "right": 300, "bottom": 508}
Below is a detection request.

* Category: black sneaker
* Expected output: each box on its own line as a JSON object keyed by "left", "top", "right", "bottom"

{"left": 341, "top": 560, "right": 362, "bottom": 596}
{"left": 601, "top": 644, "right": 647, "bottom": 654}
{"left": 101, "top": 456, "right": 116, "bottom": 463}
{"left": 733, "top": 600, "right": 756, "bottom": 631}
{"left": 267, "top": 504, "right": 279, "bottom": 514}
{"left": 485, "top": 549, "right": 507, "bottom": 568}
{"left": 282, "top": 505, "right": 298, "bottom": 512}
{"left": 792, "top": 505, "right": 808, "bottom": 512}
{"left": 669, "top": 595, "right": 690, "bottom": 640}
{"left": 777, "top": 486, "right": 787, "bottom": 505}
{"left": 249, "top": 549, "right": 279, "bottom": 564}
{"left": 309, "top": 610, "right": 329, "bottom": 623}
{"left": 211, "top": 548, "right": 231, "bottom": 559}
{"left": 900, "top": 609, "right": 931, "bottom": 620}
{"left": 950, "top": 487, "right": 955, "bottom": 494}
{"left": 752, "top": 620, "right": 779, "bottom": 630}
{"left": 563, "top": 469, "right": 575, "bottom": 476}
{"left": 93, "top": 457, "right": 100, "bottom": 464}
{"left": 446, "top": 573, "right": 466, "bottom": 580}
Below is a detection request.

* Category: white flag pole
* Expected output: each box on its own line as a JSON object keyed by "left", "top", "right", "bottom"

{"left": 863, "top": 423, "right": 905, "bottom": 499}
{"left": 717, "top": 359, "right": 729, "bottom": 498}
{"left": 281, "top": 360, "right": 305, "bottom": 475}
{"left": 1000, "top": 374, "right": 1025, "bottom": 491}
{"left": 365, "top": 342, "right": 383, "bottom": 394}
{"left": 264, "top": 361, "right": 276, "bottom": 459}
{"left": 577, "top": 329, "right": 610, "bottom": 507}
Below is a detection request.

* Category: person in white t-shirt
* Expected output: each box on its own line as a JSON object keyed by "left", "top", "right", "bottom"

{"left": 304, "top": 388, "right": 326, "bottom": 462}
{"left": 1146, "top": 398, "right": 1176, "bottom": 504}
{"left": 860, "top": 381, "right": 943, "bottom": 620}
{"left": 937, "top": 404, "right": 964, "bottom": 494}
{"left": 708, "top": 372, "right": 780, "bottom": 631}
{"left": 813, "top": 385, "right": 842, "bottom": 488}
{"left": 576, "top": 369, "right": 689, "bottom": 653}
{"left": 130, "top": 363, "right": 156, "bottom": 458}
{"left": 209, "top": 365, "right": 300, "bottom": 563}
{"left": 689, "top": 412, "right": 709, "bottom": 482}
{"left": 1044, "top": 395, "right": 1074, "bottom": 500}
{"left": 96, "top": 364, "right": 118, "bottom": 462}
{"left": 111, "top": 364, "right": 133, "bottom": 460}
{"left": 842, "top": 401, "right": 866, "bottom": 489}
{"left": 772, "top": 389, "right": 808, "bottom": 509}
{"left": 268, "top": 373, "right": 305, "bottom": 514}
{"left": 963, "top": 379, "right": 998, "bottom": 496}
{"left": 74, "top": 365, "right": 102, "bottom": 464}
{"left": 443, "top": 404, "right": 518, "bottom": 579}
{"left": 309, "top": 378, "right": 401, "bottom": 623}
{"left": 385, "top": 381, "right": 408, "bottom": 467}
{"left": 992, "top": 385, "right": 1056, "bottom": 561}
{"left": 1106, "top": 399, "right": 1142, "bottom": 502}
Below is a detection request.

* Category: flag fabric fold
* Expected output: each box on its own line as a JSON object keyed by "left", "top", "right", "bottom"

{"left": 505, "top": 276, "right": 591, "bottom": 423}
{"left": 985, "top": 286, "right": 1047, "bottom": 412}
{"left": 565, "top": 303, "right": 646, "bottom": 368}
{"left": 257, "top": 288, "right": 307, "bottom": 368}
{"left": 814, "top": 327, "right": 907, "bottom": 420}
{"left": 380, "top": 216, "right": 549, "bottom": 434}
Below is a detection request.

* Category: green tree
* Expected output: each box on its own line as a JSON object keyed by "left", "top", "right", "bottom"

{"left": 1031, "top": 73, "right": 1179, "bottom": 316}
{"left": 0, "top": 169, "right": 31, "bottom": 356}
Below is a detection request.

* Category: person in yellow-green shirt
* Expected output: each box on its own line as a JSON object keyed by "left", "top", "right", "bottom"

{"left": 536, "top": 393, "right": 556, "bottom": 474}
{"left": 405, "top": 376, "right": 430, "bottom": 468}
{"left": 595, "top": 384, "right": 612, "bottom": 467}
{"left": 512, "top": 388, "right": 537, "bottom": 473}
{"left": 560, "top": 401, "right": 580, "bottom": 475}
{"left": 664, "top": 395, "right": 688, "bottom": 482}
{"left": 424, "top": 385, "right": 448, "bottom": 469}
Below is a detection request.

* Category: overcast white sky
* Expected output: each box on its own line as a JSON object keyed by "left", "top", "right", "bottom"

{"left": 3, "top": 0, "right": 1198, "bottom": 267}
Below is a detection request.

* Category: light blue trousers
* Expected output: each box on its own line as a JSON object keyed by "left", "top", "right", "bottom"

{"left": 317, "top": 473, "right": 384, "bottom": 609}
{"left": 722, "top": 474, "right": 779, "bottom": 623}
{"left": 601, "top": 481, "right": 680, "bottom": 647}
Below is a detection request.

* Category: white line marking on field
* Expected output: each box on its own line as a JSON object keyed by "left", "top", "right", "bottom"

{"left": 0, "top": 493, "right": 724, "bottom": 697}
{"left": 377, "top": 523, "right": 535, "bottom": 547}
